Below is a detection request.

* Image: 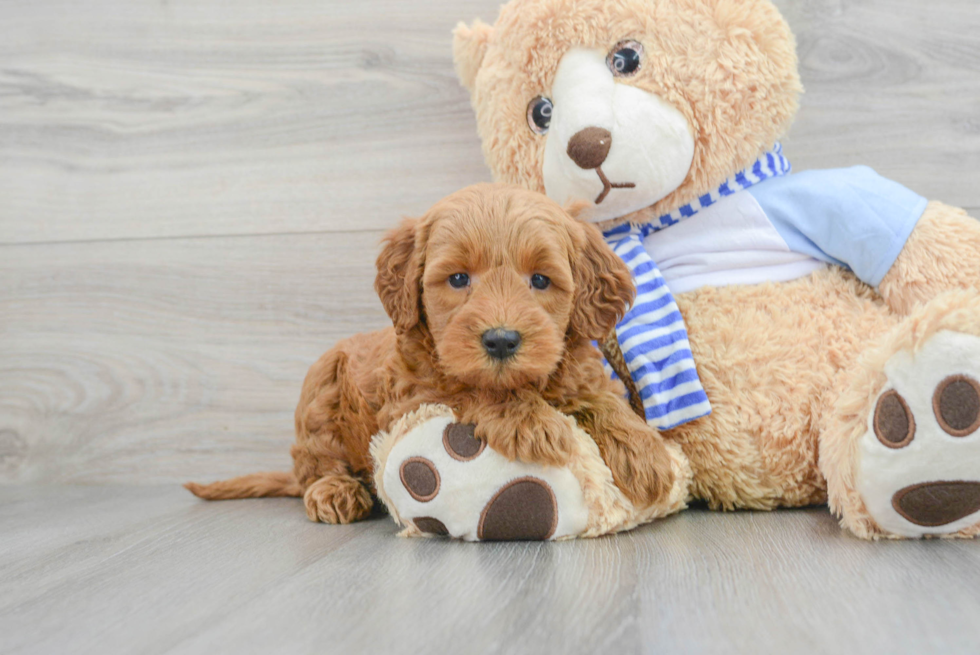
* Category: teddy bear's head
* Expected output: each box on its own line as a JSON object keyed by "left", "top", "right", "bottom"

{"left": 454, "top": 0, "right": 801, "bottom": 228}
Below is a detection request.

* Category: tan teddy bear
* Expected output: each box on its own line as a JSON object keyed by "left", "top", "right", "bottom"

{"left": 435, "top": 0, "right": 980, "bottom": 540}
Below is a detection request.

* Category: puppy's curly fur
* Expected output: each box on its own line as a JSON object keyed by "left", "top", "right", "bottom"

{"left": 187, "top": 184, "right": 678, "bottom": 523}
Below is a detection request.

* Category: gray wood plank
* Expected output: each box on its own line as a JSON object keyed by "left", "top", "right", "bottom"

{"left": 0, "top": 232, "right": 388, "bottom": 484}
{"left": 1, "top": 486, "right": 979, "bottom": 655}
{"left": 0, "top": 486, "right": 374, "bottom": 655}
{"left": 1, "top": 0, "right": 978, "bottom": 245}
{"left": 776, "top": 0, "right": 980, "bottom": 210}
{"left": 0, "top": 0, "right": 495, "bottom": 245}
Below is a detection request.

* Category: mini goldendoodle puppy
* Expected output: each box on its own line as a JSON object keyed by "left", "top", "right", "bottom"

{"left": 187, "top": 183, "right": 678, "bottom": 524}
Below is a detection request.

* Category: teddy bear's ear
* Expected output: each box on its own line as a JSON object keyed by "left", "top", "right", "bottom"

{"left": 453, "top": 19, "right": 493, "bottom": 92}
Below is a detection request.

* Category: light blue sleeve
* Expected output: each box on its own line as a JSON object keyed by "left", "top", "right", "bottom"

{"left": 747, "top": 166, "right": 929, "bottom": 287}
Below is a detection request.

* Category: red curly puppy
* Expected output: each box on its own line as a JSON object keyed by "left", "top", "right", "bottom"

{"left": 187, "top": 184, "right": 677, "bottom": 523}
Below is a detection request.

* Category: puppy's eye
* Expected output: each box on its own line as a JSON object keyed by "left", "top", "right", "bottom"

{"left": 530, "top": 273, "right": 551, "bottom": 290}
{"left": 526, "top": 96, "right": 553, "bottom": 135}
{"left": 607, "top": 40, "right": 643, "bottom": 77}
{"left": 448, "top": 273, "right": 470, "bottom": 289}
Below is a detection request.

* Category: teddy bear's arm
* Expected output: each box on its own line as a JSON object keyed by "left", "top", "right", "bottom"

{"left": 877, "top": 201, "right": 980, "bottom": 315}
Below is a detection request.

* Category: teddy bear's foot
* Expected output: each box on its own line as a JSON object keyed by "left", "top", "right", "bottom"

{"left": 824, "top": 292, "right": 980, "bottom": 539}
{"left": 370, "top": 404, "right": 690, "bottom": 541}
{"left": 858, "top": 345, "right": 980, "bottom": 538}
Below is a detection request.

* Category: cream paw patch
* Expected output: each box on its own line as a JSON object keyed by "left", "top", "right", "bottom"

{"left": 371, "top": 404, "right": 692, "bottom": 541}
{"left": 374, "top": 407, "right": 588, "bottom": 541}
{"left": 857, "top": 330, "right": 980, "bottom": 538}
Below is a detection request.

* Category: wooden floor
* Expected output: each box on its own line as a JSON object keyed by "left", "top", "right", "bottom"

{"left": 2, "top": 0, "right": 980, "bottom": 653}
{"left": 3, "top": 486, "right": 980, "bottom": 655}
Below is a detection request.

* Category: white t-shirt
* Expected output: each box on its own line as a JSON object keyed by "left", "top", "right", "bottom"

{"left": 643, "top": 166, "right": 929, "bottom": 294}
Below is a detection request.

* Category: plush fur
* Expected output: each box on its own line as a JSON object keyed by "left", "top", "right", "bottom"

{"left": 454, "top": 0, "right": 980, "bottom": 538}
{"left": 187, "top": 184, "right": 682, "bottom": 522}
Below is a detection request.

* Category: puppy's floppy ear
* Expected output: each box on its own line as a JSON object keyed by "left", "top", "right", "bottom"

{"left": 375, "top": 218, "right": 424, "bottom": 334}
{"left": 569, "top": 222, "right": 635, "bottom": 341}
{"left": 453, "top": 19, "right": 493, "bottom": 92}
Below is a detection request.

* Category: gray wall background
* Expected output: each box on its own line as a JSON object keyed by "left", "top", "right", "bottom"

{"left": 2, "top": 0, "right": 979, "bottom": 485}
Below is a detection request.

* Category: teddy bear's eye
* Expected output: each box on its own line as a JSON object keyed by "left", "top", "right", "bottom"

{"left": 526, "top": 96, "right": 553, "bottom": 135}
{"left": 607, "top": 40, "right": 644, "bottom": 77}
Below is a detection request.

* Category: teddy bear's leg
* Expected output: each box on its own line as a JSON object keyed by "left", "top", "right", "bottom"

{"left": 370, "top": 404, "right": 691, "bottom": 541}
{"left": 820, "top": 290, "right": 980, "bottom": 539}
{"left": 878, "top": 202, "right": 980, "bottom": 315}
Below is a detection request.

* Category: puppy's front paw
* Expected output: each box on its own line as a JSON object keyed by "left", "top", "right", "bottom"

{"left": 478, "top": 411, "right": 575, "bottom": 468}
{"left": 604, "top": 442, "right": 675, "bottom": 509}
{"left": 303, "top": 475, "right": 373, "bottom": 524}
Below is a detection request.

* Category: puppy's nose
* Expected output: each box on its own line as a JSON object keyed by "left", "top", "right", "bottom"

{"left": 566, "top": 127, "right": 612, "bottom": 170}
{"left": 482, "top": 328, "right": 522, "bottom": 361}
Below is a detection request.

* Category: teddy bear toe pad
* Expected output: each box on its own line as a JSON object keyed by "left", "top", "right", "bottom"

{"left": 858, "top": 330, "right": 980, "bottom": 537}
{"left": 380, "top": 412, "right": 588, "bottom": 541}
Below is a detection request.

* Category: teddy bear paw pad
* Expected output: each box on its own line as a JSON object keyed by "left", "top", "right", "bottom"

{"left": 380, "top": 413, "right": 588, "bottom": 541}
{"left": 478, "top": 477, "right": 557, "bottom": 541}
{"left": 857, "top": 330, "right": 980, "bottom": 537}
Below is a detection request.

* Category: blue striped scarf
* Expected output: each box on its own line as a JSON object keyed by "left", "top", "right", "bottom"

{"left": 602, "top": 144, "right": 791, "bottom": 430}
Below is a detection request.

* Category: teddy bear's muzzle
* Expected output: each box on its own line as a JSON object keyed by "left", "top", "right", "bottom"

{"left": 565, "top": 127, "right": 637, "bottom": 204}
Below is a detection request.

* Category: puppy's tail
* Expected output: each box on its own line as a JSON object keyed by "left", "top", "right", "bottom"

{"left": 184, "top": 471, "right": 302, "bottom": 500}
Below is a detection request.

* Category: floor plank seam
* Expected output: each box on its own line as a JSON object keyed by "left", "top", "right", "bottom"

{"left": 0, "top": 227, "right": 388, "bottom": 250}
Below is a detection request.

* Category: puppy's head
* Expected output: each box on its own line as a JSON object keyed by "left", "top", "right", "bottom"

{"left": 375, "top": 183, "right": 633, "bottom": 389}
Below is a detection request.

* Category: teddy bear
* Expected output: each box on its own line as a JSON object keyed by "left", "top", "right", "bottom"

{"left": 372, "top": 0, "right": 980, "bottom": 541}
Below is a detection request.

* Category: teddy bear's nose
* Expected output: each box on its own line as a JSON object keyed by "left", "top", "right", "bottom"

{"left": 566, "top": 127, "right": 612, "bottom": 170}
